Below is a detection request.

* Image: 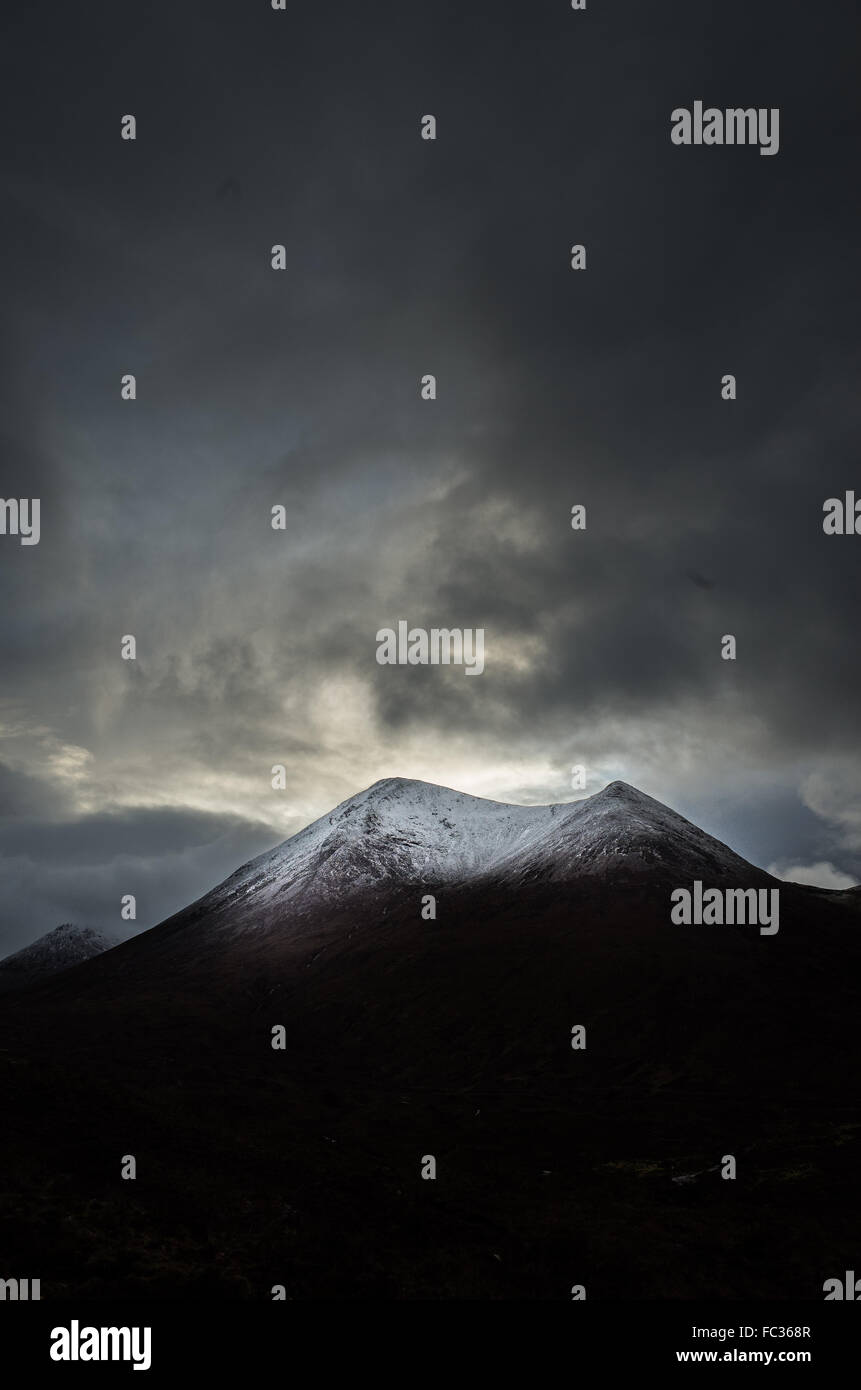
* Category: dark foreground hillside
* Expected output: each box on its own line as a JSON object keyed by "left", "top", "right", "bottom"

{"left": 1, "top": 867, "right": 859, "bottom": 1300}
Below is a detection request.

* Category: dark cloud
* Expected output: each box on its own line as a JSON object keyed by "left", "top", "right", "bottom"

{"left": 0, "top": 0, "right": 858, "bottom": 954}
{"left": 0, "top": 806, "right": 272, "bottom": 866}
{"left": 0, "top": 808, "right": 276, "bottom": 956}
{"left": 0, "top": 763, "right": 75, "bottom": 820}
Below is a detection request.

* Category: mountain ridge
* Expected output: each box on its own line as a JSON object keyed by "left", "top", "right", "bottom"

{"left": 29, "top": 774, "right": 820, "bottom": 1000}
{"left": 22, "top": 777, "right": 856, "bottom": 1002}
{"left": 196, "top": 774, "right": 777, "bottom": 923}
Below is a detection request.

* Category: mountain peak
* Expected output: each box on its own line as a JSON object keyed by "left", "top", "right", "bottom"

{"left": 363, "top": 775, "right": 429, "bottom": 797}
{"left": 361, "top": 776, "right": 658, "bottom": 813}
{"left": 357, "top": 776, "right": 656, "bottom": 814}
{"left": 592, "top": 779, "right": 654, "bottom": 802}
{"left": 0, "top": 922, "right": 120, "bottom": 993}
{"left": 179, "top": 772, "right": 766, "bottom": 942}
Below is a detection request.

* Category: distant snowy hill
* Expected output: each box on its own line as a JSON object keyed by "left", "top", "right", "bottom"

{"left": 0, "top": 922, "right": 119, "bottom": 992}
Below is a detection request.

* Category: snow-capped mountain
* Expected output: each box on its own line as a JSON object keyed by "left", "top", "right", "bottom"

{"left": 184, "top": 776, "right": 769, "bottom": 928}
{"left": 66, "top": 775, "right": 787, "bottom": 991}
{"left": 40, "top": 775, "right": 849, "bottom": 1007}
{"left": 0, "top": 922, "right": 119, "bottom": 992}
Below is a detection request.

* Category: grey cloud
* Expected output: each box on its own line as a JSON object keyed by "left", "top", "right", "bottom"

{"left": 0, "top": 0, "right": 858, "bottom": 945}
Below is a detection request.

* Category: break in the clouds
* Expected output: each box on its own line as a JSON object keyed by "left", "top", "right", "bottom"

{"left": 767, "top": 861, "right": 857, "bottom": 891}
{"left": 0, "top": 0, "right": 859, "bottom": 955}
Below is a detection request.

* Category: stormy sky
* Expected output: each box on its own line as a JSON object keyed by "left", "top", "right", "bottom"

{"left": 1, "top": 0, "right": 859, "bottom": 954}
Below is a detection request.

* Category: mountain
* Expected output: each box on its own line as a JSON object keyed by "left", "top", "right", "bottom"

{"left": 0, "top": 921, "right": 119, "bottom": 993}
{"left": 1, "top": 778, "right": 859, "bottom": 1300}
{"left": 191, "top": 775, "right": 770, "bottom": 909}
{"left": 73, "top": 777, "right": 775, "bottom": 976}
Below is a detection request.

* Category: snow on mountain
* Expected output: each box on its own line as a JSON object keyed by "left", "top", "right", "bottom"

{"left": 489, "top": 779, "right": 766, "bottom": 885}
{"left": 0, "top": 922, "right": 120, "bottom": 991}
{"left": 194, "top": 776, "right": 767, "bottom": 926}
